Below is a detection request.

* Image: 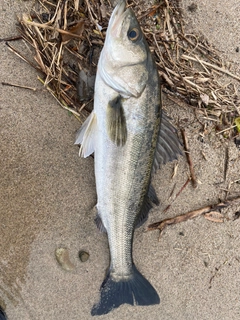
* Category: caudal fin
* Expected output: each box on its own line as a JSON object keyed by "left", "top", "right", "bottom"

{"left": 91, "top": 265, "right": 160, "bottom": 316}
{"left": 0, "top": 307, "right": 7, "bottom": 320}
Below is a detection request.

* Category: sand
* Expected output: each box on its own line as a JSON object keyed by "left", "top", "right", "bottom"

{"left": 0, "top": 0, "right": 240, "bottom": 319}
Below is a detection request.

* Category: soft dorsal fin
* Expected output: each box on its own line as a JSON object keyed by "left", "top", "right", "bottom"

{"left": 135, "top": 184, "right": 160, "bottom": 228}
{"left": 152, "top": 111, "right": 182, "bottom": 174}
{"left": 107, "top": 96, "right": 127, "bottom": 146}
{"left": 74, "top": 112, "right": 97, "bottom": 158}
{"left": 148, "top": 184, "right": 160, "bottom": 206}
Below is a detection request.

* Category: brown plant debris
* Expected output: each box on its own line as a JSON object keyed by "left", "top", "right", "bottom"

{"left": 148, "top": 196, "right": 240, "bottom": 239}
{"left": 2, "top": 81, "right": 37, "bottom": 91}
{"left": 6, "top": 0, "right": 240, "bottom": 133}
{"left": 163, "top": 178, "right": 190, "bottom": 214}
{"left": 181, "top": 129, "right": 197, "bottom": 188}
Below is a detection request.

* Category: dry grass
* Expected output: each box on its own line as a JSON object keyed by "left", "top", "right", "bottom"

{"left": 5, "top": 0, "right": 240, "bottom": 136}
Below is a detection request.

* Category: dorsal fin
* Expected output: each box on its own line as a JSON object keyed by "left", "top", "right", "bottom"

{"left": 152, "top": 111, "right": 182, "bottom": 174}
{"left": 135, "top": 185, "right": 160, "bottom": 228}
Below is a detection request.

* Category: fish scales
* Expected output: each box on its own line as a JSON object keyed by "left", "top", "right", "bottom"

{"left": 95, "top": 73, "right": 160, "bottom": 312}
{"left": 94, "top": 77, "right": 159, "bottom": 273}
{"left": 75, "top": 0, "right": 182, "bottom": 315}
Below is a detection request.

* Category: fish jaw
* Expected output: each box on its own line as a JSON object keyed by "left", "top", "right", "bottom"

{"left": 107, "top": 0, "right": 126, "bottom": 39}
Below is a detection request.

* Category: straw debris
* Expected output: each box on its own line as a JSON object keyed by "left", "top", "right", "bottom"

{"left": 6, "top": 0, "right": 240, "bottom": 136}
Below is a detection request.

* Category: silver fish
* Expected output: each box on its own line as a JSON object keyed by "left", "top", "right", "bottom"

{"left": 75, "top": 0, "right": 181, "bottom": 315}
{"left": 0, "top": 307, "right": 7, "bottom": 320}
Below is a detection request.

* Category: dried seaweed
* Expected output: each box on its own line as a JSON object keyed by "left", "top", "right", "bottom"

{"left": 7, "top": 0, "right": 240, "bottom": 134}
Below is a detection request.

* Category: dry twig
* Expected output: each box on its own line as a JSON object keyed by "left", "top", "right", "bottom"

{"left": 162, "top": 178, "right": 190, "bottom": 214}
{"left": 181, "top": 129, "right": 198, "bottom": 188}
{"left": 182, "top": 54, "right": 240, "bottom": 82}
{"left": 148, "top": 196, "right": 240, "bottom": 238}
{"left": 2, "top": 82, "right": 37, "bottom": 91}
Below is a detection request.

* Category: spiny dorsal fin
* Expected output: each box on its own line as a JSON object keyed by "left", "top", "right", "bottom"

{"left": 74, "top": 112, "right": 97, "bottom": 158}
{"left": 107, "top": 96, "right": 127, "bottom": 146}
{"left": 152, "top": 111, "right": 182, "bottom": 174}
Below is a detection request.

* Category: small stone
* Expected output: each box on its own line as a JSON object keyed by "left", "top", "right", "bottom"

{"left": 233, "top": 211, "right": 240, "bottom": 220}
{"left": 55, "top": 247, "right": 76, "bottom": 271}
{"left": 187, "top": 3, "right": 198, "bottom": 12}
{"left": 79, "top": 250, "right": 89, "bottom": 262}
{"left": 234, "top": 137, "right": 240, "bottom": 150}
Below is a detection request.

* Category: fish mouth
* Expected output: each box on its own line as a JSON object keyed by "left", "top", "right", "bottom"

{"left": 108, "top": 0, "right": 129, "bottom": 37}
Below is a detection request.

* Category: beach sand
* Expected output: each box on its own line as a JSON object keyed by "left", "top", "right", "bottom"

{"left": 0, "top": 1, "right": 240, "bottom": 319}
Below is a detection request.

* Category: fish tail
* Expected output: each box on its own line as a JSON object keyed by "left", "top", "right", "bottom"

{"left": 0, "top": 306, "right": 7, "bottom": 320}
{"left": 91, "top": 264, "right": 160, "bottom": 316}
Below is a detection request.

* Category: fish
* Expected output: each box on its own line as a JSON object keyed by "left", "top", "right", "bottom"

{"left": 75, "top": 0, "right": 182, "bottom": 315}
{"left": 0, "top": 307, "right": 7, "bottom": 320}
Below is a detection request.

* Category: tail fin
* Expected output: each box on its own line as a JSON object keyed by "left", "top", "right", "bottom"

{"left": 0, "top": 307, "right": 7, "bottom": 320}
{"left": 91, "top": 265, "right": 160, "bottom": 316}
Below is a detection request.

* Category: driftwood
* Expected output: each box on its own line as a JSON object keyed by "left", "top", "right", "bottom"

{"left": 148, "top": 196, "right": 240, "bottom": 238}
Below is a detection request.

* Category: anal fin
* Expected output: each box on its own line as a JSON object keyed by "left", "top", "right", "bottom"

{"left": 95, "top": 213, "right": 107, "bottom": 233}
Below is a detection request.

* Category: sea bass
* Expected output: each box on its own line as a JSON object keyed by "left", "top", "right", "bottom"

{"left": 75, "top": 0, "right": 181, "bottom": 315}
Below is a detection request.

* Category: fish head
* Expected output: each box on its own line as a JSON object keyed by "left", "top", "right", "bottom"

{"left": 99, "top": 1, "right": 151, "bottom": 98}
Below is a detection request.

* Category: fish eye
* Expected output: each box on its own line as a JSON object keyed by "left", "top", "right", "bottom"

{"left": 128, "top": 28, "right": 140, "bottom": 41}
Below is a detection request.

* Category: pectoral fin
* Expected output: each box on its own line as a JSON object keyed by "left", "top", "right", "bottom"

{"left": 152, "top": 111, "right": 182, "bottom": 173}
{"left": 107, "top": 96, "right": 127, "bottom": 146}
{"left": 74, "top": 112, "right": 97, "bottom": 158}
